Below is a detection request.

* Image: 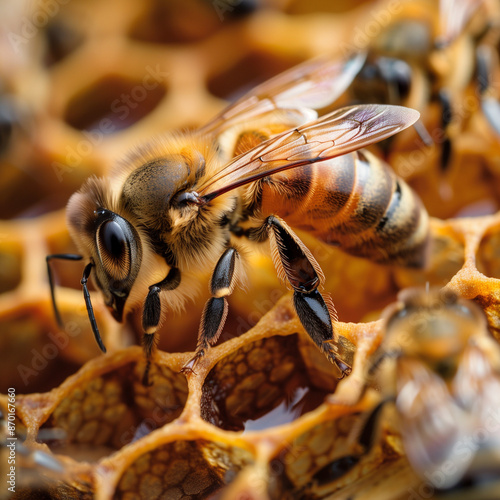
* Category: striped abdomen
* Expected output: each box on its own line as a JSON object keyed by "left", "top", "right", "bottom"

{"left": 257, "top": 150, "right": 429, "bottom": 268}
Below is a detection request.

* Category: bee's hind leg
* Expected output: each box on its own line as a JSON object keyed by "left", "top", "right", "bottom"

{"left": 141, "top": 267, "right": 181, "bottom": 385}
{"left": 252, "top": 215, "right": 351, "bottom": 377}
{"left": 181, "top": 247, "right": 240, "bottom": 374}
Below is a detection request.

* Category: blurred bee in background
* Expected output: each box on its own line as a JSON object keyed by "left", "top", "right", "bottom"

{"left": 349, "top": 0, "right": 500, "bottom": 172}
{"left": 47, "top": 55, "right": 428, "bottom": 385}
{"left": 299, "top": 287, "right": 500, "bottom": 497}
{"left": 359, "top": 287, "right": 500, "bottom": 492}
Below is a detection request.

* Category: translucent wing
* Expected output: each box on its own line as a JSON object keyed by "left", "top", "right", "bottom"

{"left": 198, "top": 104, "right": 419, "bottom": 201}
{"left": 396, "top": 358, "right": 474, "bottom": 489}
{"left": 199, "top": 52, "right": 366, "bottom": 135}
{"left": 453, "top": 343, "right": 500, "bottom": 445}
{"left": 438, "top": 0, "right": 485, "bottom": 45}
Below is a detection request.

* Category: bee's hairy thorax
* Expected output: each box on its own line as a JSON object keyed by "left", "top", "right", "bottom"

{"left": 120, "top": 168, "right": 241, "bottom": 272}
{"left": 164, "top": 196, "right": 241, "bottom": 272}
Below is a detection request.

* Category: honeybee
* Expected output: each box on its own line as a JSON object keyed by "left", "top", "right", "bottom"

{"left": 293, "top": 288, "right": 500, "bottom": 498}
{"left": 357, "top": 287, "right": 500, "bottom": 491}
{"left": 47, "top": 55, "right": 428, "bottom": 384}
{"left": 350, "top": 0, "right": 500, "bottom": 170}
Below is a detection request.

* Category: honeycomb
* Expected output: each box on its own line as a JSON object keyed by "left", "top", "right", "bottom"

{"left": 1, "top": 0, "right": 500, "bottom": 498}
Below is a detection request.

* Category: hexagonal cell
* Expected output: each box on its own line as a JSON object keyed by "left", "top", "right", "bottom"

{"left": 473, "top": 293, "right": 500, "bottom": 343}
{"left": 476, "top": 227, "right": 500, "bottom": 280}
{"left": 267, "top": 411, "right": 405, "bottom": 499}
{"left": 0, "top": 313, "right": 83, "bottom": 394}
{"left": 0, "top": 158, "right": 73, "bottom": 218}
{"left": 425, "top": 230, "right": 466, "bottom": 284}
{"left": 64, "top": 75, "right": 167, "bottom": 133}
{"left": 128, "top": 0, "right": 224, "bottom": 44}
{"left": 267, "top": 415, "right": 364, "bottom": 496}
{"left": 114, "top": 439, "right": 254, "bottom": 499}
{"left": 0, "top": 241, "right": 22, "bottom": 294}
{"left": 200, "top": 334, "right": 339, "bottom": 432}
{"left": 394, "top": 224, "right": 466, "bottom": 290}
{"left": 40, "top": 361, "right": 188, "bottom": 461}
{"left": 207, "top": 52, "right": 302, "bottom": 101}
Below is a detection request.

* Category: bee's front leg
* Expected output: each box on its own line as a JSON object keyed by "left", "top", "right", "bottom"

{"left": 141, "top": 267, "right": 181, "bottom": 385}
{"left": 181, "top": 247, "right": 240, "bottom": 374}
{"left": 252, "top": 215, "right": 351, "bottom": 377}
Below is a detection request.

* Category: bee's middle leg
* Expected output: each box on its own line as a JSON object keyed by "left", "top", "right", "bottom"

{"left": 181, "top": 247, "right": 240, "bottom": 374}
{"left": 141, "top": 266, "right": 181, "bottom": 385}
{"left": 250, "top": 215, "right": 351, "bottom": 377}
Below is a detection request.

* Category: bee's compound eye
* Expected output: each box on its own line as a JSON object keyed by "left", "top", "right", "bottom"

{"left": 97, "top": 220, "right": 130, "bottom": 279}
{"left": 101, "top": 221, "right": 125, "bottom": 258}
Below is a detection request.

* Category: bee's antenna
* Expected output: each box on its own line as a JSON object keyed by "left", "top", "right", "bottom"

{"left": 46, "top": 254, "right": 107, "bottom": 353}
{"left": 81, "top": 262, "right": 107, "bottom": 353}
{"left": 46, "top": 253, "right": 84, "bottom": 328}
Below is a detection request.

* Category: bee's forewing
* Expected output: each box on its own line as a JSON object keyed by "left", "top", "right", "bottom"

{"left": 453, "top": 344, "right": 500, "bottom": 444}
{"left": 199, "top": 52, "right": 366, "bottom": 135}
{"left": 396, "top": 359, "right": 474, "bottom": 489}
{"left": 199, "top": 104, "right": 419, "bottom": 200}
{"left": 439, "top": 0, "right": 484, "bottom": 44}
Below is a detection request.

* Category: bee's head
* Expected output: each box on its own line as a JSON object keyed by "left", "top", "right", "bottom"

{"left": 384, "top": 287, "right": 486, "bottom": 364}
{"left": 66, "top": 177, "right": 142, "bottom": 322}
{"left": 120, "top": 154, "right": 203, "bottom": 233}
{"left": 373, "top": 18, "right": 432, "bottom": 61}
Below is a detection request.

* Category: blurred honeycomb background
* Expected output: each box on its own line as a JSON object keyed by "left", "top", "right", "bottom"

{"left": 1, "top": 0, "right": 500, "bottom": 498}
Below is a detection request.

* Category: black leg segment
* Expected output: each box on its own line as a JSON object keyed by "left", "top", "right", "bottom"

{"left": 81, "top": 262, "right": 107, "bottom": 353}
{"left": 46, "top": 253, "right": 107, "bottom": 353}
{"left": 266, "top": 215, "right": 320, "bottom": 292}
{"left": 46, "top": 253, "right": 83, "bottom": 328}
{"left": 182, "top": 247, "right": 239, "bottom": 373}
{"left": 294, "top": 290, "right": 351, "bottom": 376}
{"left": 264, "top": 215, "right": 351, "bottom": 377}
{"left": 142, "top": 267, "right": 181, "bottom": 333}
{"left": 197, "top": 297, "right": 228, "bottom": 355}
{"left": 438, "top": 89, "right": 453, "bottom": 173}
{"left": 141, "top": 266, "right": 181, "bottom": 385}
